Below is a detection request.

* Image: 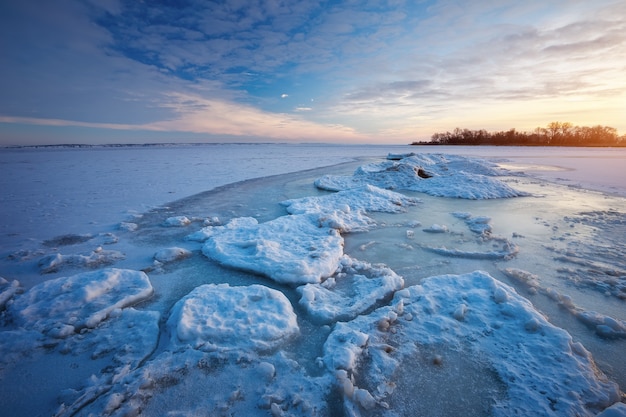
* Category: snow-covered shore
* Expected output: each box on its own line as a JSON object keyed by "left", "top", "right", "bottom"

{"left": 1, "top": 144, "right": 625, "bottom": 416}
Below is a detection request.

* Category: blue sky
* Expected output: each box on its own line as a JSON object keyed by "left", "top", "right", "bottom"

{"left": 1, "top": 0, "right": 625, "bottom": 145}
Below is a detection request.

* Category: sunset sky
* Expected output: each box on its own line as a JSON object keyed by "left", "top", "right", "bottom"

{"left": 1, "top": 0, "right": 625, "bottom": 145}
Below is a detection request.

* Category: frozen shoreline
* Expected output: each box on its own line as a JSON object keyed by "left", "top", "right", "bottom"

{"left": 1, "top": 144, "right": 625, "bottom": 417}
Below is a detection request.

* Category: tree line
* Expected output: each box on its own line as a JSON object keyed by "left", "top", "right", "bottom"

{"left": 412, "top": 122, "right": 625, "bottom": 147}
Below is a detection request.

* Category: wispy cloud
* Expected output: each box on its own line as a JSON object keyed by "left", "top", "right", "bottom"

{"left": 1, "top": 0, "right": 625, "bottom": 144}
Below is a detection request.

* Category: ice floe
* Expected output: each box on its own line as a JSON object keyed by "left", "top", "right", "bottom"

{"left": 323, "top": 271, "right": 621, "bottom": 416}
{"left": 153, "top": 247, "right": 192, "bottom": 263}
{"left": 315, "top": 153, "right": 528, "bottom": 199}
{"left": 281, "top": 184, "right": 420, "bottom": 232}
{"left": 503, "top": 268, "right": 626, "bottom": 339}
{"left": 8, "top": 268, "right": 153, "bottom": 337}
{"left": 163, "top": 215, "right": 191, "bottom": 227}
{"left": 38, "top": 247, "right": 125, "bottom": 273}
{"left": 67, "top": 348, "right": 331, "bottom": 417}
{"left": 0, "top": 277, "right": 21, "bottom": 310}
{"left": 202, "top": 214, "right": 344, "bottom": 285}
{"left": 167, "top": 283, "right": 299, "bottom": 352}
{"left": 297, "top": 256, "right": 404, "bottom": 324}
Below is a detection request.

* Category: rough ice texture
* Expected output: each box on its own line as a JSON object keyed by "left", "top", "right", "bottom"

{"left": 163, "top": 215, "right": 191, "bottom": 227}
{"left": 281, "top": 184, "right": 419, "bottom": 232}
{"left": 297, "top": 256, "right": 404, "bottom": 323}
{"left": 9, "top": 268, "right": 153, "bottom": 337}
{"left": 202, "top": 214, "right": 344, "bottom": 285}
{"left": 167, "top": 283, "right": 299, "bottom": 352}
{"left": 186, "top": 216, "right": 259, "bottom": 242}
{"left": 503, "top": 268, "right": 626, "bottom": 338}
{"left": 323, "top": 271, "right": 621, "bottom": 416}
{"left": 315, "top": 153, "right": 528, "bottom": 199}
{"left": 38, "top": 247, "right": 125, "bottom": 273}
{"left": 70, "top": 349, "right": 331, "bottom": 417}
{"left": 153, "top": 247, "right": 192, "bottom": 263}
{"left": 0, "top": 278, "right": 21, "bottom": 310}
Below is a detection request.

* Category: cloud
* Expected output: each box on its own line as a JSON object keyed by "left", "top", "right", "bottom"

{"left": 1, "top": 0, "right": 625, "bottom": 145}
{"left": 1, "top": 94, "right": 367, "bottom": 143}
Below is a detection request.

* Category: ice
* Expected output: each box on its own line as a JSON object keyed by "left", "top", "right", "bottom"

{"left": 453, "top": 211, "right": 493, "bottom": 235}
{"left": 503, "top": 267, "right": 626, "bottom": 338}
{"left": 1, "top": 145, "right": 625, "bottom": 416}
{"left": 323, "top": 271, "right": 621, "bottom": 416}
{"left": 0, "top": 277, "right": 21, "bottom": 310}
{"left": 202, "top": 214, "right": 344, "bottom": 285}
{"left": 70, "top": 349, "right": 332, "bottom": 417}
{"left": 153, "top": 247, "right": 192, "bottom": 263}
{"left": 163, "top": 215, "right": 191, "bottom": 227}
{"left": 8, "top": 268, "right": 153, "bottom": 337}
{"left": 186, "top": 216, "right": 260, "bottom": 242}
{"left": 297, "top": 256, "right": 404, "bottom": 323}
{"left": 597, "top": 402, "right": 626, "bottom": 417}
{"left": 315, "top": 153, "right": 528, "bottom": 199}
{"left": 167, "top": 283, "right": 299, "bottom": 352}
{"left": 38, "top": 247, "right": 125, "bottom": 273}
{"left": 281, "top": 184, "right": 420, "bottom": 232}
{"left": 423, "top": 223, "right": 448, "bottom": 233}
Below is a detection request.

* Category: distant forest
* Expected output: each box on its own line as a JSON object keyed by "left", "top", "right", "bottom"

{"left": 412, "top": 122, "right": 626, "bottom": 147}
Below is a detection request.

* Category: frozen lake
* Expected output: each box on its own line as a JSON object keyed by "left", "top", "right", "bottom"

{"left": 1, "top": 144, "right": 625, "bottom": 417}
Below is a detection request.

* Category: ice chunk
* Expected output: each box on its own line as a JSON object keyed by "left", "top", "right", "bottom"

{"left": 323, "top": 271, "right": 621, "bottom": 416}
{"left": 297, "top": 256, "right": 404, "bottom": 323}
{"left": 119, "top": 222, "right": 138, "bottom": 232}
{"left": 8, "top": 268, "right": 153, "bottom": 337}
{"left": 163, "top": 215, "right": 191, "bottom": 227}
{"left": 282, "top": 185, "right": 419, "bottom": 232}
{"left": 423, "top": 240, "right": 519, "bottom": 260}
{"left": 202, "top": 214, "right": 344, "bottom": 285}
{"left": 38, "top": 247, "right": 125, "bottom": 273}
{"left": 186, "top": 216, "right": 259, "bottom": 242}
{"left": 597, "top": 402, "right": 626, "bottom": 417}
{"left": 167, "top": 283, "right": 299, "bottom": 352}
{"left": 423, "top": 224, "right": 448, "bottom": 233}
{"left": 315, "top": 154, "right": 527, "bottom": 199}
{"left": 0, "top": 277, "right": 21, "bottom": 310}
{"left": 72, "top": 349, "right": 330, "bottom": 417}
{"left": 153, "top": 247, "right": 192, "bottom": 263}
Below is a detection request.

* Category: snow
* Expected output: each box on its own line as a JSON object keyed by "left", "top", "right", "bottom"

{"left": 323, "top": 271, "right": 621, "bottom": 416}
{"left": 1, "top": 144, "right": 626, "bottom": 416}
{"left": 281, "top": 184, "right": 420, "bottom": 232}
{"left": 202, "top": 214, "right": 344, "bottom": 285}
{"left": 38, "top": 247, "right": 125, "bottom": 273}
{"left": 167, "top": 283, "right": 299, "bottom": 352}
{"left": 315, "top": 153, "right": 529, "bottom": 199}
{"left": 297, "top": 256, "right": 404, "bottom": 323}
{"left": 163, "top": 215, "right": 191, "bottom": 227}
{"left": 7, "top": 268, "right": 153, "bottom": 337}
{"left": 153, "top": 247, "right": 192, "bottom": 263}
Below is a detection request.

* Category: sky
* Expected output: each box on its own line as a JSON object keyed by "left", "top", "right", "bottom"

{"left": 0, "top": 0, "right": 625, "bottom": 145}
